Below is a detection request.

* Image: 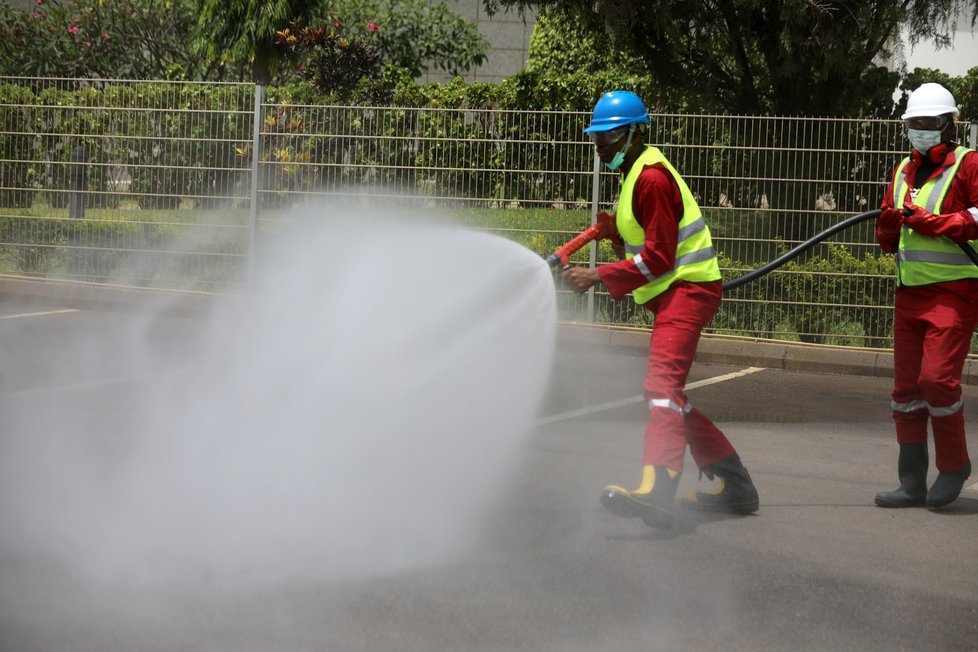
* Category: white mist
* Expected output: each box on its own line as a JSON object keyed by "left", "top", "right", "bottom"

{"left": 0, "top": 207, "right": 556, "bottom": 601}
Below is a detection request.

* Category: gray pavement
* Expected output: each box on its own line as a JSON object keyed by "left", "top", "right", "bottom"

{"left": 0, "top": 283, "right": 977, "bottom": 651}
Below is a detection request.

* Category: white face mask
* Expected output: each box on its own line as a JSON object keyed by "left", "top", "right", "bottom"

{"left": 908, "top": 128, "right": 942, "bottom": 154}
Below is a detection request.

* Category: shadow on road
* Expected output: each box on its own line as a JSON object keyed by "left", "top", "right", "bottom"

{"left": 606, "top": 503, "right": 755, "bottom": 540}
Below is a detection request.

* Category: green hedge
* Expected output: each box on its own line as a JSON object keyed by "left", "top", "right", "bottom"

{"left": 0, "top": 211, "right": 248, "bottom": 290}
{"left": 0, "top": 82, "right": 255, "bottom": 211}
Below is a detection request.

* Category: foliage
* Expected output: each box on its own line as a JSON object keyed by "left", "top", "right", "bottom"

{"left": 0, "top": 84, "right": 37, "bottom": 208}
{"left": 275, "top": 19, "right": 385, "bottom": 101}
{"left": 0, "top": 0, "right": 203, "bottom": 80}
{"left": 193, "top": 0, "right": 321, "bottom": 83}
{"left": 512, "top": 8, "right": 662, "bottom": 111}
{"left": 950, "top": 67, "right": 978, "bottom": 121}
{"left": 718, "top": 245, "right": 896, "bottom": 346}
{"left": 0, "top": 0, "right": 486, "bottom": 84}
{"left": 324, "top": 0, "right": 489, "bottom": 79}
{"left": 0, "top": 210, "right": 247, "bottom": 290}
{"left": 0, "top": 82, "right": 254, "bottom": 211}
{"left": 482, "top": 0, "right": 977, "bottom": 117}
{"left": 898, "top": 66, "right": 978, "bottom": 121}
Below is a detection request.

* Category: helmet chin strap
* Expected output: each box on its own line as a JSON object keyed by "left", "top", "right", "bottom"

{"left": 605, "top": 125, "right": 637, "bottom": 171}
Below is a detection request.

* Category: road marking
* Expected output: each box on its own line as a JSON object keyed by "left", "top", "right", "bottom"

{"left": 534, "top": 366, "right": 765, "bottom": 426}
{"left": 0, "top": 308, "right": 79, "bottom": 320}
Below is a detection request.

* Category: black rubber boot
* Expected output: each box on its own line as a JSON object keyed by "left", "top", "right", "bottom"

{"left": 926, "top": 459, "right": 971, "bottom": 509}
{"left": 600, "top": 465, "right": 680, "bottom": 529}
{"left": 680, "top": 453, "right": 759, "bottom": 514}
{"left": 875, "top": 443, "right": 928, "bottom": 508}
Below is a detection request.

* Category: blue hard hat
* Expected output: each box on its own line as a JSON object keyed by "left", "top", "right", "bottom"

{"left": 583, "top": 90, "right": 651, "bottom": 133}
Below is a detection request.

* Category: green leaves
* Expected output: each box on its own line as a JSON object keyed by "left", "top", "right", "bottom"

{"left": 0, "top": 0, "right": 203, "bottom": 80}
{"left": 486, "top": 0, "right": 978, "bottom": 117}
{"left": 323, "top": 0, "right": 489, "bottom": 78}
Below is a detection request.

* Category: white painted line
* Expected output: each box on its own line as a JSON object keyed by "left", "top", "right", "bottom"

{"left": 0, "top": 308, "right": 79, "bottom": 320}
{"left": 686, "top": 366, "right": 766, "bottom": 390}
{"left": 534, "top": 366, "right": 765, "bottom": 426}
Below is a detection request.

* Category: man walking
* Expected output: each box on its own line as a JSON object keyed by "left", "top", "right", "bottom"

{"left": 562, "top": 90, "right": 759, "bottom": 528}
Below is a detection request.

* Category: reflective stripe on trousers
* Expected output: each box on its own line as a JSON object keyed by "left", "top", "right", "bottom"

{"left": 649, "top": 397, "right": 693, "bottom": 415}
{"left": 891, "top": 397, "right": 964, "bottom": 417}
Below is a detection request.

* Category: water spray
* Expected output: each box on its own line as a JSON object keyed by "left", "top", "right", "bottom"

{"left": 546, "top": 208, "right": 978, "bottom": 289}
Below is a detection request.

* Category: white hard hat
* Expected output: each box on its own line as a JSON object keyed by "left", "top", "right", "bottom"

{"left": 901, "top": 83, "right": 959, "bottom": 120}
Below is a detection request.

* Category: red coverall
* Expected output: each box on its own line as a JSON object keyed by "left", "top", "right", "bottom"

{"left": 597, "top": 163, "right": 735, "bottom": 472}
{"left": 878, "top": 147, "right": 978, "bottom": 473}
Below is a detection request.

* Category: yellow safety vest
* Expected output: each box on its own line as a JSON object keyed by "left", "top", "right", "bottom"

{"left": 616, "top": 146, "right": 721, "bottom": 304}
{"left": 892, "top": 146, "right": 978, "bottom": 287}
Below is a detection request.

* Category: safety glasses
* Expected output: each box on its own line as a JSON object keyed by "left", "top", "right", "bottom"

{"left": 905, "top": 116, "right": 950, "bottom": 130}
{"left": 588, "top": 126, "right": 630, "bottom": 146}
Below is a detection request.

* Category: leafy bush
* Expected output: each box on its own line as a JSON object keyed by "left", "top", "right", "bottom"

{"left": 0, "top": 84, "right": 37, "bottom": 208}
{"left": 719, "top": 245, "right": 895, "bottom": 346}
{"left": 0, "top": 0, "right": 203, "bottom": 80}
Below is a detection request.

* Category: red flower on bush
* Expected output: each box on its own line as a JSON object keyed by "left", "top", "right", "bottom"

{"left": 67, "top": 24, "right": 79, "bottom": 35}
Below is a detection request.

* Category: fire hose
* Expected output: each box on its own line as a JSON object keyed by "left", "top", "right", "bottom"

{"left": 545, "top": 208, "right": 978, "bottom": 290}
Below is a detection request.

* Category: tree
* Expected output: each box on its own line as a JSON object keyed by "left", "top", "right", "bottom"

{"left": 952, "top": 66, "right": 978, "bottom": 120}
{"left": 899, "top": 65, "right": 978, "bottom": 121}
{"left": 484, "top": 0, "right": 978, "bottom": 117}
{"left": 193, "top": 0, "right": 321, "bottom": 83}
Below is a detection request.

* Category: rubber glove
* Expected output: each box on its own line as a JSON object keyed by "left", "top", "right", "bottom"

{"left": 903, "top": 203, "right": 978, "bottom": 242}
{"left": 596, "top": 211, "right": 625, "bottom": 259}
{"left": 596, "top": 211, "right": 623, "bottom": 246}
{"left": 876, "top": 207, "right": 905, "bottom": 242}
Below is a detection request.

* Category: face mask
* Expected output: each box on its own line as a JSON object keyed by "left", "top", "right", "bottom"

{"left": 908, "top": 128, "right": 942, "bottom": 154}
{"left": 604, "top": 126, "right": 636, "bottom": 171}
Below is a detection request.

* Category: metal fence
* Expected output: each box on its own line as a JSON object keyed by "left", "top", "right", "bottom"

{"left": 2, "top": 77, "right": 976, "bottom": 346}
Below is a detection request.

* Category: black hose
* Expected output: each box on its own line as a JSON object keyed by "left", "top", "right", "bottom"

{"left": 721, "top": 208, "right": 978, "bottom": 291}
{"left": 722, "top": 209, "right": 882, "bottom": 292}
{"left": 957, "top": 239, "right": 978, "bottom": 266}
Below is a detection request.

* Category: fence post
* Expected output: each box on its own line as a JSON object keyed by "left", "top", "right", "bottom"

{"left": 68, "top": 145, "right": 87, "bottom": 219}
{"left": 970, "top": 122, "right": 978, "bottom": 150}
{"left": 587, "top": 150, "right": 602, "bottom": 322}
{"left": 247, "top": 83, "right": 264, "bottom": 291}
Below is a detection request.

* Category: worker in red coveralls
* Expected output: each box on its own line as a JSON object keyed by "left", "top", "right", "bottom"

{"left": 562, "top": 90, "right": 758, "bottom": 528}
{"left": 875, "top": 82, "right": 978, "bottom": 509}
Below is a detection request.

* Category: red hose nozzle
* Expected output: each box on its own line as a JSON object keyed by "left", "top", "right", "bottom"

{"left": 545, "top": 222, "right": 610, "bottom": 268}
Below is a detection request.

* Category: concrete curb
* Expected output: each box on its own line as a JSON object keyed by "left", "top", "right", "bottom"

{"left": 557, "top": 321, "right": 978, "bottom": 386}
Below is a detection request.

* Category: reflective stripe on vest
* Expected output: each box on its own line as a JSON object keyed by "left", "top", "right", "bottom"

{"left": 892, "top": 146, "right": 978, "bottom": 286}
{"left": 616, "top": 147, "right": 721, "bottom": 304}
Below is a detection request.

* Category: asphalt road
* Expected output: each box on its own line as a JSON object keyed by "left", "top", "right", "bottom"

{"left": 0, "top": 293, "right": 976, "bottom": 652}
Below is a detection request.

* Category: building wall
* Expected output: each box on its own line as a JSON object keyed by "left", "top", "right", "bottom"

{"left": 418, "top": 0, "right": 537, "bottom": 84}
